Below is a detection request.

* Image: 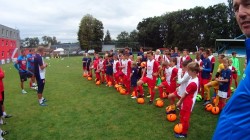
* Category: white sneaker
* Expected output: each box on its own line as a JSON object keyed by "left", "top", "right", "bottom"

{"left": 22, "top": 90, "right": 27, "bottom": 94}
{"left": 131, "top": 96, "right": 137, "bottom": 99}
{"left": 31, "top": 86, "right": 38, "bottom": 90}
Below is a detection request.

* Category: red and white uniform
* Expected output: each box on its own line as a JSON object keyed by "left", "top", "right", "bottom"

{"left": 208, "top": 55, "right": 215, "bottom": 64}
{"left": 162, "top": 55, "right": 170, "bottom": 63}
{"left": 194, "top": 59, "right": 202, "bottom": 66}
{"left": 180, "top": 55, "right": 191, "bottom": 68}
{"left": 176, "top": 69, "right": 191, "bottom": 98}
{"left": 162, "top": 66, "right": 178, "bottom": 93}
{"left": 154, "top": 54, "right": 161, "bottom": 63}
{"left": 121, "top": 59, "right": 132, "bottom": 93}
{"left": 113, "top": 60, "right": 121, "bottom": 83}
{"left": 208, "top": 55, "right": 215, "bottom": 73}
{"left": 97, "top": 60, "right": 105, "bottom": 72}
{"left": 176, "top": 56, "right": 181, "bottom": 69}
{"left": 180, "top": 77, "right": 199, "bottom": 135}
{"left": 140, "top": 59, "right": 159, "bottom": 101}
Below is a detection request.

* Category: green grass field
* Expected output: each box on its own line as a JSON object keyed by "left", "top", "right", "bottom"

{"left": 0, "top": 56, "right": 245, "bottom": 140}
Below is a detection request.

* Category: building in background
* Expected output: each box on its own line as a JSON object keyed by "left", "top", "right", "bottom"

{"left": 0, "top": 24, "right": 20, "bottom": 64}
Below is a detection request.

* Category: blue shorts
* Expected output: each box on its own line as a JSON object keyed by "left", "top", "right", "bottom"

{"left": 37, "top": 79, "right": 45, "bottom": 94}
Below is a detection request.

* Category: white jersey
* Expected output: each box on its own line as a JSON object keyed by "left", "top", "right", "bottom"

{"left": 183, "top": 77, "right": 199, "bottom": 112}
{"left": 121, "top": 59, "right": 128, "bottom": 75}
{"left": 176, "top": 56, "right": 181, "bottom": 69}
{"left": 98, "top": 60, "right": 104, "bottom": 69}
{"left": 162, "top": 55, "right": 170, "bottom": 63}
{"left": 113, "top": 60, "right": 119, "bottom": 73}
{"left": 194, "top": 59, "right": 202, "bottom": 66}
{"left": 146, "top": 59, "right": 155, "bottom": 79}
{"left": 177, "top": 69, "right": 191, "bottom": 97}
{"left": 39, "top": 57, "right": 46, "bottom": 79}
{"left": 165, "top": 66, "right": 175, "bottom": 85}
{"left": 154, "top": 54, "right": 160, "bottom": 62}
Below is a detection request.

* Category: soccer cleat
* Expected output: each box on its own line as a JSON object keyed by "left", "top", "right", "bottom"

{"left": 42, "top": 98, "right": 48, "bottom": 102}
{"left": 131, "top": 96, "right": 137, "bottom": 99}
{"left": 203, "top": 100, "right": 211, "bottom": 106}
{"left": 39, "top": 103, "right": 47, "bottom": 106}
{"left": 166, "top": 110, "right": 176, "bottom": 115}
{"left": 174, "top": 133, "right": 187, "bottom": 138}
{"left": 3, "top": 114, "right": 12, "bottom": 119}
{"left": 21, "top": 90, "right": 27, "bottom": 94}
{"left": 1, "top": 130, "right": 8, "bottom": 136}
{"left": 146, "top": 95, "right": 151, "bottom": 98}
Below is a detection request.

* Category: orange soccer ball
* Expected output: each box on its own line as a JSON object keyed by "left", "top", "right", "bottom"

{"left": 155, "top": 99, "right": 164, "bottom": 107}
{"left": 120, "top": 89, "right": 126, "bottom": 95}
{"left": 211, "top": 106, "right": 220, "bottom": 115}
{"left": 167, "top": 114, "right": 177, "bottom": 122}
{"left": 165, "top": 105, "right": 172, "bottom": 113}
{"left": 140, "top": 62, "right": 146, "bottom": 68}
{"left": 174, "top": 123, "right": 183, "bottom": 134}
{"left": 108, "top": 81, "right": 112, "bottom": 86}
{"left": 137, "top": 98, "right": 145, "bottom": 104}
{"left": 205, "top": 104, "right": 213, "bottom": 112}
{"left": 96, "top": 81, "right": 101, "bottom": 85}
{"left": 114, "top": 84, "right": 119, "bottom": 88}
{"left": 88, "top": 77, "right": 92, "bottom": 81}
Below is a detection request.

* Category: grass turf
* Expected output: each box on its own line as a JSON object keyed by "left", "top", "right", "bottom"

{"left": 1, "top": 56, "right": 244, "bottom": 140}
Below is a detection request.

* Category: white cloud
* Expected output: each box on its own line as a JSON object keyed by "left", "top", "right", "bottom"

{"left": 0, "top": 0, "right": 228, "bottom": 43}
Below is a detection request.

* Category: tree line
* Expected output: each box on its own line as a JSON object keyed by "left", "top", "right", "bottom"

{"left": 78, "top": 1, "right": 242, "bottom": 52}
{"left": 21, "top": 36, "right": 60, "bottom": 48}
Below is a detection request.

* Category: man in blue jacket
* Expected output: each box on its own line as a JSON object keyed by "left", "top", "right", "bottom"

{"left": 213, "top": 0, "right": 250, "bottom": 139}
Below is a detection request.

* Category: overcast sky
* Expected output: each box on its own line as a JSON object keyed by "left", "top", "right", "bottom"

{"left": 1, "top": 0, "right": 228, "bottom": 43}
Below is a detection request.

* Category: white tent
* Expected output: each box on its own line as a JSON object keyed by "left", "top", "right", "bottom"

{"left": 54, "top": 48, "right": 65, "bottom": 55}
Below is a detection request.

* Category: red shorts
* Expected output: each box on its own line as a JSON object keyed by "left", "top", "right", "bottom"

{"left": 161, "top": 81, "right": 176, "bottom": 93}
{"left": 142, "top": 77, "right": 156, "bottom": 88}
{"left": 232, "top": 73, "right": 237, "bottom": 79}
{"left": 201, "top": 79, "right": 210, "bottom": 86}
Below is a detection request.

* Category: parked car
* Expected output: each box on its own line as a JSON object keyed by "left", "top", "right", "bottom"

{"left": 87, "top": 49, "right": 95, "bottom": 54}
{"left": 78, "top": 50, "right": 86, "bottom": 55}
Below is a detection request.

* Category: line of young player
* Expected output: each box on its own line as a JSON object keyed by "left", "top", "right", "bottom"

{"left": 82, "top": 47, "right": 240, "bottom": 138}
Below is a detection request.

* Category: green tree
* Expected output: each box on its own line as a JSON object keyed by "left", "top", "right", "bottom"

{"left": 104, "top": 30, "right": 112, "bottom": 44}
{"left": 23, "top": 37, "right": 39, "bottom": 48}
{"left": 42, "top": 36, "right": 59, "bottom": 45}
{"left": 77, "top": 14, "right": 104, "bottom": 52}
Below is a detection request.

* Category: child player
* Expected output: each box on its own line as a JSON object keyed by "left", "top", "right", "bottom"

{"left": 175, "top": 62, "right": 199, "bottom": 138}
{"left": 113, "top": 55, "right": 121, "bottom": 85}
{"left": 228, "top": 59, "right": 237, "bottom": 97}
{"left": 86, "top": 53, "right": 92, "bottom": 77}
{"left": 105, "top": 54, "right": 113, "bottom": 87}
{"left": 166, "top": 59, "right": 192, "bottom": 114}
{"left": 131, "top": 62, "right": 139, "bottom": 99}
{"left": 82, "top": 53, "right": 88, "bottom": 77}
{"left": 121, "top": 53, "right": 132, "bottom": 94}
{"left": 216, "top": 58, "right": 231, "bottom": 110}
{"left": 95, "top": 56, "right": 105, "bottom": 83}
{"left": 158, "top": 58, "right": 178, "bottom": 99}
{"left": 137, "top": 51, "right": 159, "bottom": 104}
{"left": 200, "top": 50, "right": 211, "bottom": 103}
{"left": 27, "top": 49, "right": 37, "bottom": 89}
